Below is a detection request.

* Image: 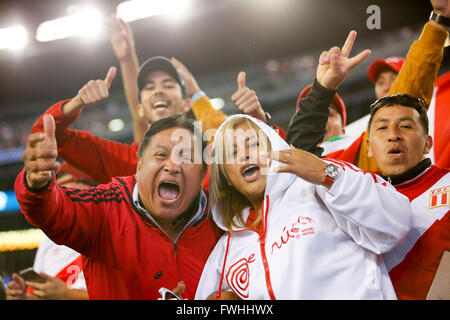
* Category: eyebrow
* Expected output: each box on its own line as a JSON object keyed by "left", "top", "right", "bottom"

{"left": 374, "top": 117, "right": 415, "bottom": 124}
{"left": 144, "top": 79, "right": 177, "bottom": 86}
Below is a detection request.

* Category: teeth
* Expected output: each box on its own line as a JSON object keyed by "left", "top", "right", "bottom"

{"left": 154, "top": 100, "right": 168, "bottom": 108}
{"left": 243, "top": 165, "right": 258, "bottom": 175}
{"left": 162, "top": 180, "right": 178, "bottom": 187}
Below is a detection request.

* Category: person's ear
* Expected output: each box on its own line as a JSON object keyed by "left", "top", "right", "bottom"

{"left": 136, "top": 159, "right": 143, "bottom": 174}
{"left": 423, "top": 135, "right": 433, "bottom": 155}
{"left": 182, "top": 98, "right": 191, "bottom": 113}
{"left": 366, "top": 137, "right": 373, "bottom": 158}
{"left": 137, "top": 103, "right": 145, "bottom": 119}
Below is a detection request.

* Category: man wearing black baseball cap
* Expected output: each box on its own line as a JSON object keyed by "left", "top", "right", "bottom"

{"left": 30, "top": 54, "right": 227, "bottom": 185}
{"left": 135, "top": 56, "right": 192, "bottom": 125}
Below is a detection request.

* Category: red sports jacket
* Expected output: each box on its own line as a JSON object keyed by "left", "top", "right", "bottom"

{"left": 15, "top": 169, "right": 222, "bottom": 299}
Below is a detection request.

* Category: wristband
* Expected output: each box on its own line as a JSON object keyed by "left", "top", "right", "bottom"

{"left": 430, "top": 11, "right": 450, "bottom": 28}
{"left": 190, "top": 91, "right": 206, "bottom": 104}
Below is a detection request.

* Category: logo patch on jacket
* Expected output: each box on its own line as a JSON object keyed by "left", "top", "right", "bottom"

{"left": 226, "top": 254, "right": 255, "bottom": 299}
{"left": 271, "top": 216, "right": 316, "bottom": 254}
{"left": 429, "top": 186, "right": 449, "bottom": 209}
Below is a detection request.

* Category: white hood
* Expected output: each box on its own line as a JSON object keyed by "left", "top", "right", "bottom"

{"left": 210, "top": 114, "right": 296, "bottom": 231}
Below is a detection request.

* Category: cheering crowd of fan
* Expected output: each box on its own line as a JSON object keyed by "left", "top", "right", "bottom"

{"left": 3, "top": 0, "right": 450, "bottom": 300}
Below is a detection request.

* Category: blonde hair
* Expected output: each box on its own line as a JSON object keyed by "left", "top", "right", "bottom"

{"left": 209, "top": 117, "right": 271, "bottom": 231}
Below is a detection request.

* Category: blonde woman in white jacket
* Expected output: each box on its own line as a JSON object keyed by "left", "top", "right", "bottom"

{"left": 195, "top": 114, "right": 412, "bottom": 300}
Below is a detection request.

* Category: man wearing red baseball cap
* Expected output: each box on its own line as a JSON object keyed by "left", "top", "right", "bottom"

{"left": 296, "top": 83, "right": 347, "bottom": 143}
{"left": 367, "top": 56, "right": 406, "bottom": 99}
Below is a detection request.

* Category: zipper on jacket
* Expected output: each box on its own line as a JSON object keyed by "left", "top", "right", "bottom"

{"left": 174, "top": 243, "right": 181, "bottom": 282}
{"left": 260, "top": 196, "right": 276, "bottom": 300}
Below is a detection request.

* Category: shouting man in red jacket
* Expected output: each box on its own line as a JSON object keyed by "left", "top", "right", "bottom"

{"left": 15, "top": 114, "right": 222, "bottom": 299}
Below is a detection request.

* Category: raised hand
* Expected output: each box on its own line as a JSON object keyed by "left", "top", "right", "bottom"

{"left": 430, "top": 0, "right": 450, "bottom": 16}
{"left": 63, "top": 67, "right": 117, "bottom": 115}
{"left": 25, "top": 273, "right": 68, "bottom": 300}
{"left": 231, "top": 71, "right": 266, "bottom": 122}
{"left": 107, "top": 14, "right": 136, "bottom": 61}
{"left": 6, "top": 274, "right": 28, "bottom": 300}
{"left": 22, "top": 114, "right": 59, "bottom": 189}
{"left": 269, "top": 145, "right": 328, "bottom": 186}
{"left": 316, "top": 30, "right": 371, "bottom": 90}
{"left": 170, "top": 57, "right": 201, "bottom": 98}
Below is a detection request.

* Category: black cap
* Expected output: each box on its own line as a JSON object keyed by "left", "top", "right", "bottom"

{"left": 137, "top": 56, "right": 188, "bottom": 98}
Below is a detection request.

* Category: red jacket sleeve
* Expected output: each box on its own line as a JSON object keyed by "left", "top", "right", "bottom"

{"left": 32, "top": 100, "right": 138, "bottom": 184}
{"left": 14, "top": 168, "right": 111, "bottom": 259}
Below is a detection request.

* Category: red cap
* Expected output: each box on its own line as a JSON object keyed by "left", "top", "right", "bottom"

{"left": 367, "top": 56, "right": 405, "bottom": 83}
{"left": 296, "top": 84, "right": 347, "bottom": 127}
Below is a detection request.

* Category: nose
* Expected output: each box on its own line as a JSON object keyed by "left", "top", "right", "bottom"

{"left": 163, "top": 157, "right": 181, "bottom": 175}
{"left": 387, "top": 126, "right": 403, "bottom": 142}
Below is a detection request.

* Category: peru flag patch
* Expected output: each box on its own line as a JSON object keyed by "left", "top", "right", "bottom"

{"left": 429, "top": 186, "right": 450, "bottom": 209}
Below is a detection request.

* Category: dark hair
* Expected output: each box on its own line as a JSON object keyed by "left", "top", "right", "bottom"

{"left": 368, "top": 94, "right": 429, "bottom": 134}
{"left": 137, "top": 113, "right": 207, "bottom": 168}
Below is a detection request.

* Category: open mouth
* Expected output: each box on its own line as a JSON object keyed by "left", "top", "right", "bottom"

{"left": 387, "top": 146, "right": 405, "bottom": 158}
{"left": 241, "top": 164, "right": 261, "bottom": 182}
{"left": 153, "top": 100, "right": 169, "bottom": 109}
{"left": 157, "top": 181, "right": 180, "bottom": 203}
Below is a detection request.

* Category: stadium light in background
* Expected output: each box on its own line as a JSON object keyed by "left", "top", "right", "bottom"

{"left": 210, "top": 97, "right": 225, "bottom": 110}
{"left": 117, "top": 0, "right": 190, "bottom": 22}
{"left": 108, "top": 118, "right": 125, "bottom": 132}
{"left": 36, "top": 7, "right": 103, "bottom": 42}
{"left": 0, "top": 25, "right": 27, "bottom": 50}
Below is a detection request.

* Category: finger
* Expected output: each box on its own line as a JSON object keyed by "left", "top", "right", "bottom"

{"left": 241, "top": 104, "right": 259, "bottom": 115}
{"left": 96, "top": 80, "right": 109, "bottom": 99}
{"left": 234, "top": 90, "right": 256, "bottom": 107}
{"left": 11, "top": 274, "right": 26, "bottom": 288}
{"left": 318, "top": 50, "right": 329, "bottom": 64}
{"left": 330, "top": 53, "right": 342, "bottom": 71}
{"left": 104, "top": 66, "right": 117, "bottom": 89}
{"left": 328, "top": 46, "right": 340, "bottom": 56}
{"left": 26, "top": 132, "right": 45, "bottom": 147}
{"left": 348, "top": 49, "right": 371, "bottom": 68}
{"left": 105, "top": 14, "right": 118, "bottom": 37}
{"left": 172, "top": 281, "right": 186, "bottom": 296}
{"left": 272, "top": 165, "right": 293, "bottom": 174}
{"left": 79, "top": 87, "right": 95, "bottom": 105}
{"left": 6, "top": 288, "right": 25, "bottom": 299}
{"left": 27, "top": 159, "right": 60, "bottom": 173}
{"left": 26, "top": 281, "right": 46, "bottom": 290}
{"left": 32, "top": 289, "right": 44, "bottom": 299}
{"left": 231, "top": 87, "right": 248, "bottom": 102}
{"left": 117, "top": 15, "right": 132, "bottom": 36}
{"left": 341, "top": 30, "right": 357, "bottom": 57}
{"left": 170, "top": 57, "right": 183, "bottom": 70}
{"left": 25, "top": 148, "right": 57, "bottom": 162}
{"left": 38, "top": 272, "right": 54, "bottom": 281}
{"left": 237, "top": 71, "right": 246, "bottom": 90}
{"left": 268, "top": 150, "right": 292, "bottom": 164}
{"left": 88, "top": 81, "right": 102, "bottom": 100}
{"left": 43, "top": 114, "right": 55, "bottom": 141}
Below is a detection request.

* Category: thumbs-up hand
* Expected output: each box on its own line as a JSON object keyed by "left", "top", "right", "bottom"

{"left": 23, "top": 114, "right": 60, "bottom": 189}
{"left": 231, "top": 71, "right": 266, "bottom": 123}
{"left": 63, "top": 67, "right": 117, "bottom": 115}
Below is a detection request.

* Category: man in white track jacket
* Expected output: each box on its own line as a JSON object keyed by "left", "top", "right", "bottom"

{"left": 195, "top": 114, "right": 412, "bottom": 300}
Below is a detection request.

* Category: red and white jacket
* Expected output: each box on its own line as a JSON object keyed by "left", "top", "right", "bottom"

{"left": 32, "top": 236, "right": 86, "bottom": 290}
{"left": 382, "top": 164, "right": 450, "bottom": 299}
{"left": 194, "top": 115, "right": 413, "bottom": 300}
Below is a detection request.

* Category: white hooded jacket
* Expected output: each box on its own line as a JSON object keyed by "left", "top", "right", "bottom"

{"left": 194, "top": 115, "right": 413, "bottom": 300}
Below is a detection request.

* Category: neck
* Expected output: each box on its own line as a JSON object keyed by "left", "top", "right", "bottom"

{"left": 249, "top": 195, "right": 264, "bottom": 212}
{"left": 380, "top": 158, "right": 431, "bottom": 185}
{"left": 137, "top": 193, "right": 201, "bottom": 243}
